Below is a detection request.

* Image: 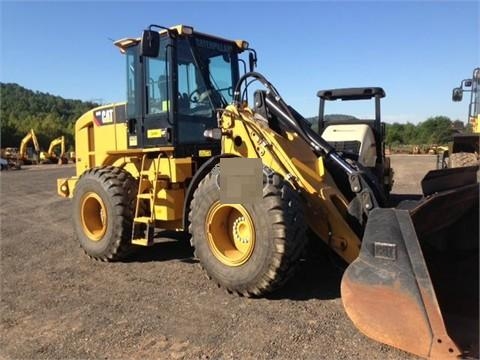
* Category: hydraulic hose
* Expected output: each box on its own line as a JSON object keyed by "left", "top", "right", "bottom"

{"left": 264, "top": 93, "right": 355, "bottom": 176}
{"left": 234, "top": 72, "right": 355, "bottom": 175}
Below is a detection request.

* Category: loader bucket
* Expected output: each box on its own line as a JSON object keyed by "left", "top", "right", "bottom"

{"left": 341, "top": 166, "right": 479, "bottom": 359}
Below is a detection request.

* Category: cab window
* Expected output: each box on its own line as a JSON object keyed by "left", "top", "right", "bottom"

{"left": 126, "top": 48, "right": 137, "bottom": 118}
{"left": 145, "top": 39, "right": 169, "bottom": 115}
{"left": 177, "top": 40, "right": 213, "bottom": 118}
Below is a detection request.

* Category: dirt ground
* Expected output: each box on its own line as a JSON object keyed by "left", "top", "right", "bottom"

{"left": 0, "top": 155, "right": 437, "bottom": 360}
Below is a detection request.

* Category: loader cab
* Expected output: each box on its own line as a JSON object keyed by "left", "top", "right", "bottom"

{"left": 116, "top": 25, "right": 248, "bottom": 158}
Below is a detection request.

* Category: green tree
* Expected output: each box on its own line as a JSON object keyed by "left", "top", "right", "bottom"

{"left": 0, "top": 83, "right": 98, "bottom": 148}
{"left": 452, "top": 119, "right": 465, "bottom": 131}
{"left": 385, "top": 123, "right": 406, "bottom": 145}
{"left": 385, "top": 116, "right": 454, "bottom": 146}
{"left": 416, "top": 116, "right": 453, "bottom": 144}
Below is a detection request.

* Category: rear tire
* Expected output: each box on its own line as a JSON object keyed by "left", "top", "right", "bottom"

{"left": 189, "top": 165, "right": 307, "bottom": 297}
{"left": 449, "top": 152, "right": 479, "bottom": 168}
{"left": 72, "top": 166, "right": 137, "bottom": 261}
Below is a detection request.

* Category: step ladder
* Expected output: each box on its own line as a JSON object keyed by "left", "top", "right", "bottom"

{"left": 132, "top": 154, "right": 161, "bottom": 246}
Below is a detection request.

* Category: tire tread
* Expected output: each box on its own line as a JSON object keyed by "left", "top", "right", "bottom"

{"left": 189, "top": 165, "right": 307, "bottom": 297}
{"left": 73, "top": 166, "right": 137, "bottom": 261}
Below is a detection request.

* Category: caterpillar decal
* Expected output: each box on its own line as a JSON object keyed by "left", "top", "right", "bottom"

{"left": 92, "top": 104, "right": 127, "bottom": 126}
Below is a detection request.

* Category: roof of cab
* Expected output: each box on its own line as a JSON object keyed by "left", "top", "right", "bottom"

{"left": 114, "top": 24, "right": 248, "bottom": 54}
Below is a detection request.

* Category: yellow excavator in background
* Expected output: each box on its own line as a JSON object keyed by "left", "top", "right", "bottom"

{"left": 56, "top": 25, "right": 478, "bottom": 359}
{"left": 40, "top": 136, "right": 68, "bottom": 164}
{"left": 17, "top": 129, "right": 41, "bottom": 166}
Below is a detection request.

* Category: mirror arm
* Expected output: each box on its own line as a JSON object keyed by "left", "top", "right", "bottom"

{"left": 246, "top": 48, "right": 257, "bottom": 71}
{"left": 238, "top": 59, "right": 248, "bottom": 99}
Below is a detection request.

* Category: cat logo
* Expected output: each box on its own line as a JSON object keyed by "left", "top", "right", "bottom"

{"left": 101, "top": 109, "right": 114, "bottom": 123}
{"left": 93, "top": 108, "right": 114, "bottom": 126}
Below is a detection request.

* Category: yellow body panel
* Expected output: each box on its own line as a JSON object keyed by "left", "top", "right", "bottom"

{"left": 153, "top": 188, "right": 184, "bottom": 221}
{"left": 74, "top": 102, "right": 128, "bottom": 174}
{"left": 59, "top": 101, "right": 193, "bottom": 233}
{"left": 57, "top": 177, "right": 78, "bottom": 198}
{"left": 472, "top": 114, "right": 480, "bottom": 134}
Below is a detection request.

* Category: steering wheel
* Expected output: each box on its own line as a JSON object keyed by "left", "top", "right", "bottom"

{"left": 189, "top": 89, "right": 212, "bottom": 103}
{"left": 189, "top": 89, "right": 202, "bottom": 103}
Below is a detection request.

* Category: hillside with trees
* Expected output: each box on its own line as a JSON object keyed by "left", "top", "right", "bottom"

{"left": 0, "top": 83, "right": 98, "bottom": 150}
{"left": 1, "top": 82, "right": 466, "bottom": 152}
{"left": 385, "top": 117, "right": 467, "bottom": 145}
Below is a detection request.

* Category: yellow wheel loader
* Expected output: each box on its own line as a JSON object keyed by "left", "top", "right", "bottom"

{"left": 439, "top": 67, "right": 480, "bottom": 168}
{"left": 57, "top": 25, "right": 479, "bottom": 359}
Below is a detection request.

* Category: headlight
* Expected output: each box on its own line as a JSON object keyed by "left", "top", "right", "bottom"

{"left": 204, "top": 128, "right": 222, "bottom": 140}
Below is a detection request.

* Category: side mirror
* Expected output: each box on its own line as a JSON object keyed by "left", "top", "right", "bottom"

{"left": 452, "top": 87, "right": 463, "bottom": 102}
{"left": 140, "top": 30, "right": 160, "bottom": 57}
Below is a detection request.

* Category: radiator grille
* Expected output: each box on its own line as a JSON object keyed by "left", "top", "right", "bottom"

{"left": 329, "top": 140, "right": 361, "bottom": 155}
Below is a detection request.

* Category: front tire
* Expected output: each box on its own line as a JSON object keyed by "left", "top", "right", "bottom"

{"left": 72, "top": 166, "right": 137, "bottom": 261}
{"left": 189, "top": 165, "right": 307, "bottom": 297}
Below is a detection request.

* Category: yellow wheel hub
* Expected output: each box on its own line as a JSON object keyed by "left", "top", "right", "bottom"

{"left": 80, "top": 192, "right": 107, "bottom": 241}
{"left": 206, "top": 202, "right": 255, "bottom": 266}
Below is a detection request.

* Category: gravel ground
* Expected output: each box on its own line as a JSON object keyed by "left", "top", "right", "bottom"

{"left": 0, "top": 156, "right": 435, "bottom": 359}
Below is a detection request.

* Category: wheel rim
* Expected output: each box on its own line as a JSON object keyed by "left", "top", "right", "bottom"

{"left": 205, "top": 202, "right": 255, "bottom": 266}
{"left": 80, "top": 192, "right": 107, "bottom": 241}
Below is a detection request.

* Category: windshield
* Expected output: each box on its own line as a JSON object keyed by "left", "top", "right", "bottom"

{"left": 176, "top": 36, "right": 238, "bottom": 144}
{"left": 192, "top": 37, "right": 237, "bottom": 106}
{"left": 177, "top": 37, "right": 237, "bottom": 111}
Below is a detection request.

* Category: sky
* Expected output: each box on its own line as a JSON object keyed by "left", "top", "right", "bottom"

{"left": 1, "top": 1, "right": 479, "bottom": 123}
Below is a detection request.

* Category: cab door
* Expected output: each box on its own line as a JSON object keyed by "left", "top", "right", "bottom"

{"left": 126, "top": 37, "right": 174, "bottom": 149}
{"left": 142, "top": 36, "right": 175, "bottom": 148}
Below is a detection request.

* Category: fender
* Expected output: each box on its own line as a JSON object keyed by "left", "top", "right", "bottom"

{"left": 182, "top": 153, "right": 239, "bottom": 230}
